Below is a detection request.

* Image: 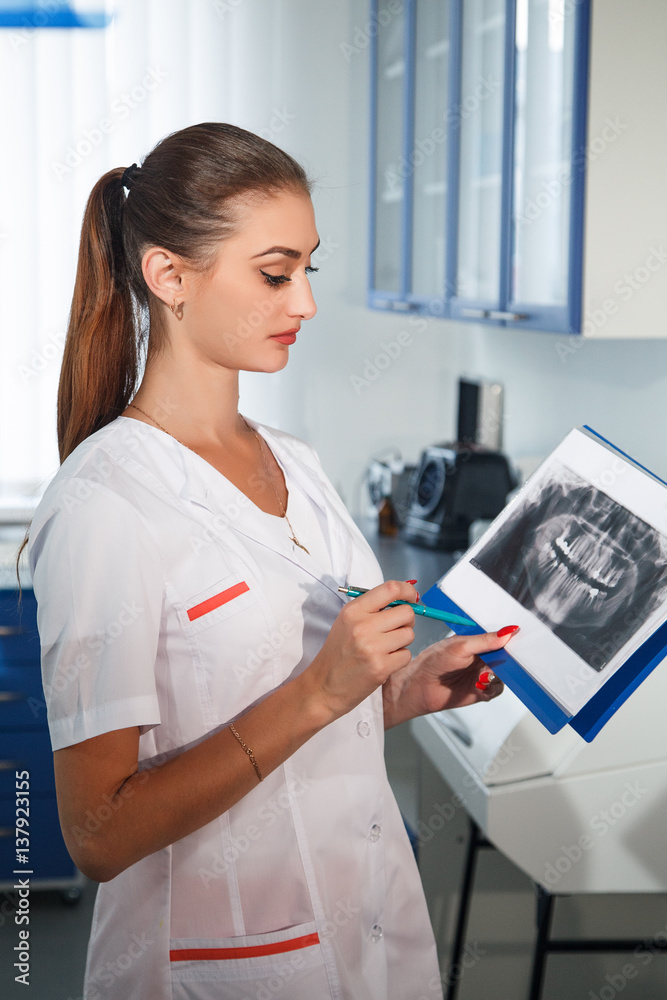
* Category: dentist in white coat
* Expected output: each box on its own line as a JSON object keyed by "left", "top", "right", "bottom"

{"left": 27, "top": 122, "right": 517, "bottom": 1000}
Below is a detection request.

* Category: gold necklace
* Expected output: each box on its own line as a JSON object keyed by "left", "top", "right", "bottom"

{"left": 127, "top": 403, "right": 310, "bottom": 555}
{"left": 248, "top": 425, "right": 310, "bottom": 555}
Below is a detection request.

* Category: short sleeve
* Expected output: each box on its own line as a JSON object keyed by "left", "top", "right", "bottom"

{"left": 28, "top": 480, "right": 163, "bottom": 751}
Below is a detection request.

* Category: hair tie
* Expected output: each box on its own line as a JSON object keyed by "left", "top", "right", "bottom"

{"left": 121, "top": 163, "right": 140, "bottom": 191}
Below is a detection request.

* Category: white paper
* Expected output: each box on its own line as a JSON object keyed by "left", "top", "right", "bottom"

{"left": 438, "top": 429, "right": 667, "bottom": 717}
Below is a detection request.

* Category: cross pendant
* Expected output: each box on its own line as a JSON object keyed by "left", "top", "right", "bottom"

{"left": 290, "top": 536, "right": 310, "bottom": 555}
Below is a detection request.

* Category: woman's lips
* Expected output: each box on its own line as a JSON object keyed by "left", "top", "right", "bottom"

{"left": 271, "top": 328, "right": 298, "bottom": 345}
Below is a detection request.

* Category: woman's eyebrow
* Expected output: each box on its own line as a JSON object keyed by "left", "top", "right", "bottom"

{"left": 251, "top": 238, "right": 321, "bottom": 260}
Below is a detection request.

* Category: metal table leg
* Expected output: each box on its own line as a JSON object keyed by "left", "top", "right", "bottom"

{"left": 445, "top": 817, "right": 488, "bottom": 1000}
{"left": 528, "top": 885, "right": 555, "bottom": 1000}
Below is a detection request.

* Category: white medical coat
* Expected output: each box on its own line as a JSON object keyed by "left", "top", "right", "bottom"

{"left": 28, "top": 416, "right": 444, "bottom": 1000}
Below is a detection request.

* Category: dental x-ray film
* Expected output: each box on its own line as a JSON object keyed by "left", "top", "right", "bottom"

{"left": 436, "top": 428, "right": 667, "bottom": 718}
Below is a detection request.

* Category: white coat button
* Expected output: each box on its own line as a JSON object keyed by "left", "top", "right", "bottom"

{"left": 371, "top": 923, "right": 383, "bottom": 942}
{"left": 369, "top": 824, "right": 381, "bottom": 842}
{"left": 356, "top": 720, "right": 371, "bottom": 738}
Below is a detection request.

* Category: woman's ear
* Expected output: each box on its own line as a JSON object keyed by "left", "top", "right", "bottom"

{"left": 141, "top": 246, "right": 189, "bottom": 308}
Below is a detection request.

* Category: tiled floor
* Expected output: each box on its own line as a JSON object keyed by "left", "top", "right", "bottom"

{"left": 1, "top": 876, "right": 95, "bottom": 999}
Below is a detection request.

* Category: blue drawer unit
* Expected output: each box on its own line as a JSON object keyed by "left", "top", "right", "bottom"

{"left": 0, "top": 731, "right": 56, "bottom": 795}
{"left": 0, "top": 589, "right": 40, "bottom": 664}
{"left": 0, "top": 587, "right": 82, "bottom": 895}
{"left": 0, "top": 664, "right": 50, "bottom": 730}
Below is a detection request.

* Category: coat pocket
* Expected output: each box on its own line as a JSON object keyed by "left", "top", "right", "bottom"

{"left": 169, "top": 921, "right": 333, "bottom": 998}
{"left": 181, "top": 575, "right": 256, "bottom": 634}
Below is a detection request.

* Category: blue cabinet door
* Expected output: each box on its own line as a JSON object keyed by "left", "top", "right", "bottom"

{"left": 368, "top": 0, "right": 591, "bottom": 333}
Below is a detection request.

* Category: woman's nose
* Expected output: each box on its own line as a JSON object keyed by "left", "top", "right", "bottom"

{"left": 287, "top": 272, "right": 317, "bottom": 321}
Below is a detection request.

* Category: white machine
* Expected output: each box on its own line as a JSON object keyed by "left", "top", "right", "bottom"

{"left": 411, "top": 658, "right": 667, "bottom": 893}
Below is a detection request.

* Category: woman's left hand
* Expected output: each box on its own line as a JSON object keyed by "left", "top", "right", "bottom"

{"left": 382, "top": 627, "right": 518, "bottom": 729}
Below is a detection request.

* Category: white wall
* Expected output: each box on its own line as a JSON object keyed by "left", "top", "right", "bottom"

{"left": 237, "top": 0, "right": 667, "bottom": 513}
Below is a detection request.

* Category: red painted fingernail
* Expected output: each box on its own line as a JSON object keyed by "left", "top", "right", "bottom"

{"left": 475, "top": 681, "right": 489, "bottom": 691}
{"left": 497, "top": 625, "right": 520, "bottom": 637}
{"left": 405, "top": 579, "right": 418, "bottom": 585}
{"left": 479, "top": 671, "right": 491, "bottom": 683}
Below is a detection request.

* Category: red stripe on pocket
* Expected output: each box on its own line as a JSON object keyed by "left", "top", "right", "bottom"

{"left": 187, "top": 581, "right": 250, "bottom": 621}
{"left": 169, "top": 931, "right": 320, "bottom": 962}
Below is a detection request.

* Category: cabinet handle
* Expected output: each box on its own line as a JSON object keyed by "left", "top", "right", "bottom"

{"left": 371, "top": 299, "right": 419, "bottom": 312}
{"left": 0, "top": 759, "right": 21, "bottom": 771}
{"left": 460, "top": 308, "right": 489, "bottom": 319}
{"left": 488, "top": 310, "right": 529, "bottom": 321}
{"left": 0, "top": 626, "right": 23, "bottom": 636}
{"left": 0, "top": 691, "right": 26, "bottom": 703}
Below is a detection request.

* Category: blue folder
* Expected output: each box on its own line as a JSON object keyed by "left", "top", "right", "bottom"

{"left": 422, "top": 427, "right": 667, "bottom": 743}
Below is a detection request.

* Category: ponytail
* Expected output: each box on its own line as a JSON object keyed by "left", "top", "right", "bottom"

{"left": 57, "top": 122, "right": 312, "bottom": 462}
{"left": 57, "top": 169, "right": 139, "bottom": 462}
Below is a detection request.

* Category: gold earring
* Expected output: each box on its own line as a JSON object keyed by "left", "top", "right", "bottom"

{"left": 169, "top": 298, "right": 183, "bottom": 319}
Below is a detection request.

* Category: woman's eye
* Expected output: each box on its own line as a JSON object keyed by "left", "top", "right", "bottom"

{"left": 260, "top": 270, "right": 291, "bottom": 287}
{"left": 260, "top": 266, "right": 320, "bottom": 288}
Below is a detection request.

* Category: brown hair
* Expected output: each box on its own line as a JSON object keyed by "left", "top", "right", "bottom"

{"left": 16, "top": 123, "right": 310, "bottom": 585}
{"left": 57, "top": 121, "right": 312, "bottom": 462}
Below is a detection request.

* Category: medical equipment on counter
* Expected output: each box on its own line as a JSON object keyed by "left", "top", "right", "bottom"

{"left": 411, "top": 658, "right": 667, "bottom": 893}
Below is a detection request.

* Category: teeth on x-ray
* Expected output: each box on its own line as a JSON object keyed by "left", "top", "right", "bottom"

{"left": 549, "top": 533, "right": 619, "bottom": 594}
{"left": 471, "top": 460, "right": 667, "bottom": 671}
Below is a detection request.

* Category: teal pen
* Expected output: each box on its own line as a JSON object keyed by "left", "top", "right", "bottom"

{"left": 337, "top": 586, "right": 476, "bottom": 628}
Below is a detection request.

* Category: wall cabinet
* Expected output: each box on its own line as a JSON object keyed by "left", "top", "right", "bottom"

{"left": 369, "top": 0, "right": 590, "bottom": 334}
{"left": 370, "top": 0, "right": 667, "bottom": 340}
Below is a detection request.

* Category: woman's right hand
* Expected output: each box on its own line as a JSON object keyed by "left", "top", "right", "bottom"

{"left": 304, "top": 580, "right": 418, "bottom": 723}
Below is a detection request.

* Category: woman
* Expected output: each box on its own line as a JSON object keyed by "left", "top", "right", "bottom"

{"left": 27, "top": 122, "right": 516, "bottom": 1000}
